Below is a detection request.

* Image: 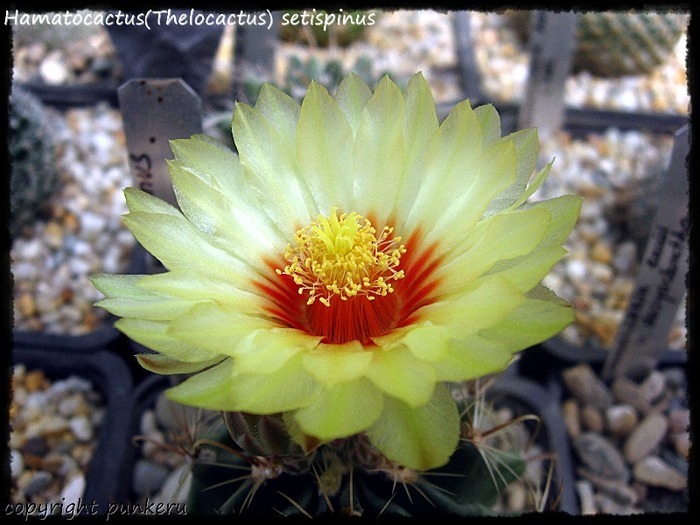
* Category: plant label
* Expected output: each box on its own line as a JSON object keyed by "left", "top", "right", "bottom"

{"left": 603, "top": 125, "right": 689, "bottom": 380}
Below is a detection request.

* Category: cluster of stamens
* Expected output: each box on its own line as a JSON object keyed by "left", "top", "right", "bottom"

{"left": 276, "top": 207, "right": 406, "bottom": 307}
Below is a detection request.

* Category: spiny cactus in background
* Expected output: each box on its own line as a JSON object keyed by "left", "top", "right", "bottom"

{"left": 9, "top": 87, "right": 59, "bottom": 237}
{"left": 180, "top": 379, "right": 548, "bottom": 517}
{"left": 506, "top": 11, "right": 687, "bottom": 77}
{"left": 281, "top": 54, "right": 400, "bottom": 103}
{"left": 258, "top": 54, "right": 400, "bottom": 105}
{"left": 204, "top": 55, "right": 403, "bottom": 148}
{"left": 278, "top": 10, "right": 378, "bottom": 47}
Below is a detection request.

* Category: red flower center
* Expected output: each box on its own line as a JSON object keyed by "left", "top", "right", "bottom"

{"left": 258, "top": 210, "right": 442, "bottom": 345}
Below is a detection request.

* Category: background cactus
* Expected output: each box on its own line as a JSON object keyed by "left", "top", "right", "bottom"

{"left": 204, "top": 54, "right": 404, "bottom": 150}
{"left": 506, "top": 11, "right": 688, "bottom": 78}
{"left": 8, "top": 87, "right": 60, "bottom": 237}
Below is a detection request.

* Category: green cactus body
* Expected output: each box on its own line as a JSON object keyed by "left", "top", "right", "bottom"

{"left": 186, "top": 391, "right": 529, "bottom": 517}
{"left": 9, "top": 87, "right": 59, "bottom": 237}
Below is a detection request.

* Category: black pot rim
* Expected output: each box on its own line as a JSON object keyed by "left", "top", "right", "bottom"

{"left": 12, "top": 323, "right": 122, "bottom": 352}
{"left": 540, "top": 336, "right": 687, "bottom": 367}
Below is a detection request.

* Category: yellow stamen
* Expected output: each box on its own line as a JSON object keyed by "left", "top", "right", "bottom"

{"left": 276, "top": 207, "right": 406, "bottom": 307}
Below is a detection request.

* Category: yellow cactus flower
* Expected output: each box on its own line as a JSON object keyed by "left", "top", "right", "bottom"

{"left": 93, "top": 73, "right": 581, "bottom": 471}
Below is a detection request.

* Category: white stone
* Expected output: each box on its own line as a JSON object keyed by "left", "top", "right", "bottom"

{"left": 61, "top": 474, "right": 86, "bottom": 506}
{"left": 10, "top": 449, "right": 24, "bottom": 478}
{"left": 12, "top": 261, "right": 39, "bottom": 280}
{"left": 633, "top": 456, "right": 687, "bottom": 492}
{"left": 40, "top": 52, "right": 69, "bottom": 84}
{"left": 101, "top": 245, "right": 122, "bottom": 274}
{"left": 140, "top": 409, "right": 158, "bottom": 435}
{"left": 68, "top": 257, "right": 92, "bottom": 276}
{"left": 79, "top": 211, "right": 107, "bottom": 238}
{"left": 15, "top": 238, "right": 45, "bottom": 260}
{"left": 566, "top": 259, "right": 588, "bottom": 281}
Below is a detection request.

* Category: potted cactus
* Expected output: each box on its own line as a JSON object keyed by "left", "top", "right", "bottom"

{"left": 178, "top": 373, "right": 576, "bottom": 516}
{"left": 121, "top": 370, "right": 577, "bottom": 515}
{"left": 94, "top": 72, "right": 581, "bottom": 515}
{"left": 9, "top": 86, "right": 133, "bottom": 351}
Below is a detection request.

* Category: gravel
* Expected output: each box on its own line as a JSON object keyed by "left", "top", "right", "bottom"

{"left": 10, "top": 365, "right": 105, "bottom": 509}
{"left": 562, "top": 363, "right": 688, "bottom": 513}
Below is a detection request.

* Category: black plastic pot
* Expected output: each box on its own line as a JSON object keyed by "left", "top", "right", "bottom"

{"left": 518, "top": 340, "right": 687, "bottom": 385}
{"left": 11, "top": 344, "right": 135, "bottom": 513}
{"left": 123, "top": 374, "right": 177, "bottom": 505}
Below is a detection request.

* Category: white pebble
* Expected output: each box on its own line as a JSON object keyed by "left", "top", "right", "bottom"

{"left": 40, "top": 52, "right": 69, "bottom": 84}
{"left": 10, "top": 449, "right": 24, "bottom": 478}
{"left": 101, "top": 245, "right": 122, "bottom": 274}
{"left": 614, "top": 241, "right": 638, "bottom": 274}
{"left": 140, "top": 409, "right": 158, "bottom": 435}
{"left": 153, "top": 464, "right": 192, "bottom": 505}
{"left": 92, "top": 130, "right": 114, "bottom": 154}
{"left": 566, "top": 259, "right": 588, "bottom": 280}
{"left": 15, "top": 238, "right": 44, "bottom": 260}
{"left": 60, "top": 474, "right": 86, "bottom": 506}
{"left": 58, "top": 395, "right": 82, "bottom": 417}
{"left": 12, "top": 262, "right": 39, "bottom": 280}
{"left": 69, "top": 238, "right": 93, "bottom": 257}
{"left": 69, "top": 416, "right": 94, "bottom": 442}
{"left": 79, "top": 211, "right": 107, "bottom": 239}
{"left": 590, "top": 262, "right": 613, "bottom": 283}
{"left": 68, "top": 257, "right": 92, "bottom": 276}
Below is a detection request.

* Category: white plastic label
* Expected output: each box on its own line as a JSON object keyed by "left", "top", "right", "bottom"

{"left": 603, "top": 125, "right": 689, "bottom": 380}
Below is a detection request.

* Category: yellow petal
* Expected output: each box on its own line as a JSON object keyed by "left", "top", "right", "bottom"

{"left": 480, "top": 296, "right": 574, "bottom": 352}
{"left": 166, "top": 354, "right": 317, "bottom": 414}
{"left": 364, "top": 346, "right": 437, "bottom": 407}
{"left": 351, "top": 75, "right": 406, "bottom": 226}
{"left": 335, "top": 72, "right": 373, "bottom": 136}
{"left": 372, "top": 322, "right": 451, "bottom": 362}
{"left": 436, "top": 205, "right": 551, "bottom": 296}
{"left": 136, "top": 353, "right": 224, "bottom": 375}
{"left": 235, "top": 328, "right": 322, "bottom": 375}
{"left": 122, "top": 210, "right": 262, "bottom": 290}
{"left": 229, "top": 353, "right": 318, "bottom": 413}
{"left": 419, "top": 275, "right": 525, "bottom": 339}
{"left": 293, "top": 378, "right": 383, "bottom": 440}
{"left": 367, "top": 383, "right": 460, "bottom": 470}
{"left": 116, "top": 318, "right": 223, "bottom": 363}
{"left": 432, "top": 335, "right": 516, "bottom": 382}
{"left": 301, "top": 341, "right": 372, "bottom": 385}
{"left": 296, "top": 81, "right": 354, "bottom": 211}
{"left": 233, "top": 101, "right": 316, "bottom": 229}
{"left": 166, "top": 302, "right": 271, "bottom": 356}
